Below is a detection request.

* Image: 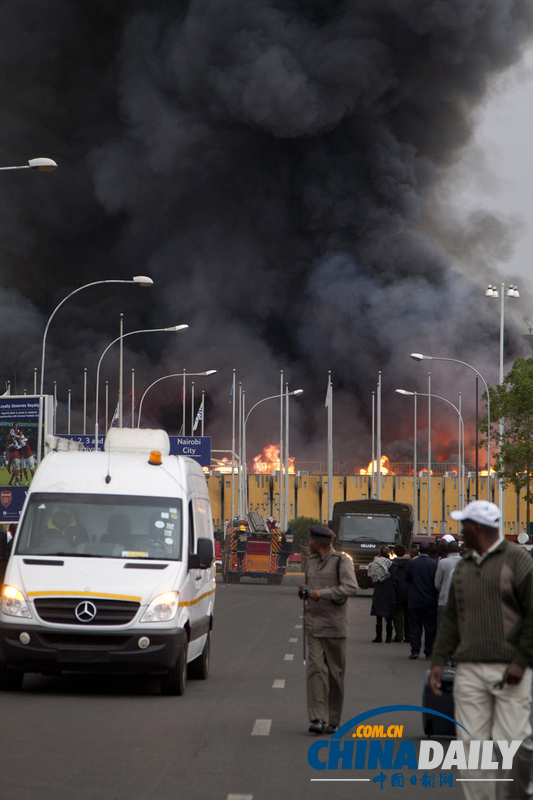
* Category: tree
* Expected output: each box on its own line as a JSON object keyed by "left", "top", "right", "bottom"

{"left": 479, "top": 357, "right": 533, "bottom": 531}
{"left": 288, "top": 515, "right": 321, "bottom": 568}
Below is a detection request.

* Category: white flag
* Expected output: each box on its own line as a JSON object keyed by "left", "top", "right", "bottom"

{"left": 193, "top": 399, "right": 204, "bottom": 432}
{"left": 325, "top": 377, "right": 332, "bottom": 408}
{"left": 111, "top": 401, "right": 120, "bottom": 427}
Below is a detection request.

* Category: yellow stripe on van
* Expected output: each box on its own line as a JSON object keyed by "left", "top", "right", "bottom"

{"left": 27, "top": 591, "right": 142, "bottom": 602}
{"left": 179, "top": 588, "right": 216, "bottom": 607}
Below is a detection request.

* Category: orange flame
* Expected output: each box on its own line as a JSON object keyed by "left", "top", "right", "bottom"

{"left": 212, "top": 457, "right": 235, "bottom": 474}
{"left": 479, "top": 467, "right": 497, "bottom": 476}
{"left": 251, "top": 444, "right": 295, "bottom": 475}
{"left": 360, "top": 456, "right": 394, "bottom": 475}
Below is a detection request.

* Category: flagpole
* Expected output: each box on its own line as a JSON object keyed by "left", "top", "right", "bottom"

{"left": 372, "top": 391, "right": 376, "bottom": 498}
{"left": 243, "top": 390, "right": 247, "bottom": 515}
{"left": 119, "top": 313, "right": 124, "bottom": 428}
{"left": 327, "top": 372, "right": 333, "bottom": 524}
{"left": 238, "top": 382, "right": 243, "bottom": 518}
{"left": 182, "top": 368, "right": 186, "bottom": 435}
{"left": 131, "top": 368, "right": 135, "bottom": 428}
{"left": 201, "top": 391, "right": 205, "bottom": 436}
{"left": 428, "top": 371, "right": 432, "bottom": 536}
{"left": 33, "top": 368, "right": 37, "bottom": 395}
{"left": 53, "top": 380, "right": 57, "bottom": 435}
{"left": 68, "top": 389, "right": 71, "bottom": 435}
{"left": 285, "top": 382, "right": 290, "bottom": 529}
{"left": 105, "top": 381, "right": 109, "bottom": 433}
{"left": 231, "top": 369, "right": 236, "bottom": 526}
{"left": 191, "top": 382, "right": 195, "bottom": 435}
{"left": 279, "top": 369, "right": 284, "bottom": 525}
{"left": 83, "top": 368, "right": 87, "bottom": 436}
{"left": 377, "top": 372, "right": 382, "bottom": 500}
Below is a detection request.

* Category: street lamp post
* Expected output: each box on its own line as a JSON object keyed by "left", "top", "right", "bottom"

{"left": 0, "top": 158, "right": 58, "bottom": 172}
{"left": 37, "top": 276, "right": 154, "bottom": 462}
{"left": 397, "top": 389, "right": 465, "bottom": 532}
{"left": 396, "top": 390, "right": 418, "bottom": 536}
{"left": 137, "top": 370, "right": 217, "bottom": 427}
{"left": 95, "top": 325, "right": 189, "bottom": 450}
{"left": 485, "top": 283, "right": 520, "bottom": 530}
{"left": 243, "top": 389, "right": 303, "bottom": 517}
{"left": 411, "top": 353, "right": 491, "bottom": 501}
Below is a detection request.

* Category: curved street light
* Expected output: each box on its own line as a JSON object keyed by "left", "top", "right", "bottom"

{"left": 94, "top": 325, "right": 188, "bottom": 450}
{"left": 397, "top": 388, "right": 465, "bottom": 533}
{"left": 410, "top": 353, "right": 491, "bottom": 502}
{"left": 37, "top": 276, "right": 154, "bottom": 462}
{"left": 0, "top": 157, "right": 58, "bottom": 172}
{"left": 137, "top": 370, "right": 217, "bottom": 428}
{"left": 485, "top": 282, "right": 520, "bottom": 527}
{"left": 243, "top": 389, "right": 304, "bottom": 516}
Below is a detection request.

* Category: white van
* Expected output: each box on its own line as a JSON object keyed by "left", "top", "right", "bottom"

{"left": 0, "top": 429, "right": 215, "bottom": 695}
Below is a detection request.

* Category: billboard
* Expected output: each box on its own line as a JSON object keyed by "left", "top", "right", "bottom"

{"left": 57, "top": 434, "right": 212, "bottom": 465}
{"left": 0, "top": 395, "right": 53, "bottom": 522}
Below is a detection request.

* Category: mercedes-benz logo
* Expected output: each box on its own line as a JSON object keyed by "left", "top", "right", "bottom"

{"left": 75, "top": 601, "right": 97, "bottom": 623}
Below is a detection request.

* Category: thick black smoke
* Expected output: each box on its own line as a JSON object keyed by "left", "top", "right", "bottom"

{"left": 0, "top": 0, "right": 531, "bottom": 462}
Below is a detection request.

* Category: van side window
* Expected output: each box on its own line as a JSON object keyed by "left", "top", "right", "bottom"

{"left": 193, "top": 497, "right": 212, "bottom": 540}
{"left": 188, "top": 501, "right": 196, "bottom": 555}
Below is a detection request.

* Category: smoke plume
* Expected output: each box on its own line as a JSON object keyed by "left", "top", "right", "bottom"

{"left": 0, "top": 0, "right": 532, "bottom": 462}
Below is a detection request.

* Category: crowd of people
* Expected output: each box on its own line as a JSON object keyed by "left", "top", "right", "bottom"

{"left": 368, "top": 535, "right": 465, "bottom": 658}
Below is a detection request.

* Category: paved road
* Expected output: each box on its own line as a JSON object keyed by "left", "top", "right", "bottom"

{"left": 0, "top": 574, "right": 464, "bottom": 800}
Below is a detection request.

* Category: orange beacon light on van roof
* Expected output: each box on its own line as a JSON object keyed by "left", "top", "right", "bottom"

{"left": 148, "top": 450, "right": 162, "bottom": 466}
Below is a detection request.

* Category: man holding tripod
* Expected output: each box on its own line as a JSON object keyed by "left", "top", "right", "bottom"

{"left": 299, "top": 525, "right": 359, "bottom": 735}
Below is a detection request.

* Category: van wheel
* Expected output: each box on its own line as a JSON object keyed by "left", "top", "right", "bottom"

{"left": 188, "top": 632, "right": 210, "bottom": 680}
{"left": 0, "top": 665, "right": 24, "bottom": 691}
{"left": 161, "top": 642, "right": 187, "bottom": 696}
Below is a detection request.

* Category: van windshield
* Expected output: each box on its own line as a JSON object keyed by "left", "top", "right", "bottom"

{"left": 338, "top": 514, "right": 400, "bottom": 544}
{"left": 16, "top": 493, "right": 183, "bottom": 560}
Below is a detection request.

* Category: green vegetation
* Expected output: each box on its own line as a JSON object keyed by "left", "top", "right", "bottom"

{"left": 480, "top": 357, "right": 533, "bottom": 529}
{"left": 288, "top": 515, "right": 321, "bottom": 569}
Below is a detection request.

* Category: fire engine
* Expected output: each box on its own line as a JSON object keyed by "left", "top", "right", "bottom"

{"left": 221, "top": 511, "right": 292, "bottom": 585}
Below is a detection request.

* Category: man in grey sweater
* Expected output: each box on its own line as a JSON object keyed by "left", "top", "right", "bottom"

{"left": 429, "top": 500, "right": 533, "bottom": 799}
{"left": 434, "top": 538, "right": 462, "bottom": 627}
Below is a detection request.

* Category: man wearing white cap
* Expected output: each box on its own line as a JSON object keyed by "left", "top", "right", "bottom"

{"left": 429, "top": 500, "right": 533, "bottom": 799}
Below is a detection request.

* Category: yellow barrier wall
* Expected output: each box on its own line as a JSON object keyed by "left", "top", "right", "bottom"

{"left": 207, "top": 473, "right": 530, "bottom": 537}
{"left": 345, "top": 475, "right": 371, "bottom": 500}
{"left": 295, "top": 476, "right": 321, "bottom": 520}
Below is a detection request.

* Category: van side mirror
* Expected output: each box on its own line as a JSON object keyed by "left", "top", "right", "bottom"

{"left": 0, "top": 533, "right": 11, "bottom": 562}
{"left": 197, "top": 538, "right": 214, "bottom": 569}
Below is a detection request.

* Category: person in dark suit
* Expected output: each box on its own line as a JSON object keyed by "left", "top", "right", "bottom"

{"left": 405, "top": 541, "right": 438, "bottom": 659}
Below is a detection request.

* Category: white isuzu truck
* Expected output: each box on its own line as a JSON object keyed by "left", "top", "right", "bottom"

{"left": 0, "top": 429, "right": 215, "bottom": 695}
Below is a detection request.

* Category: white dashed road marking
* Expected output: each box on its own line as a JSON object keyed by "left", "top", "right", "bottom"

{"left": 289, "top": 638, "right": 298, "bottom": 642}
{"left": 228, "top": 795, "right": 254, "bottom": 799}
{"left": 295, "top": 624, "right": 302, "bottom": 629}
{"left": 272, "top": 679, "right": 285, "bottom": 688}
{"left": 284, "top": 654, "right": 294, "bottom": 661}
{"left": 252, "top": 719, "right": 272, "bottom": 736}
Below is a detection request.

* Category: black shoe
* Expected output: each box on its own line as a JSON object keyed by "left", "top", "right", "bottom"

{"left": 409, "top": 652, "right": 420, "bottom": 659}
{"left": 371, "top": 637, "right": 382, "bottom": 643}
{"left": 324, "top": 724, "right": 338, "bottom": 734}
{"left": 309, "top": 719, "right": 326, "bottom": 734}
{"left": 385, "top": 637, "right": 392, "bottom": 643}
{"left": 392, "top": 637, "right": 402, "bottom": 643}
